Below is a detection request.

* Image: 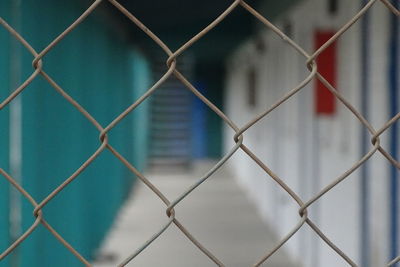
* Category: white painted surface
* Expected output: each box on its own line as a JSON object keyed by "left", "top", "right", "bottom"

{"left": 224, "top": 0, "right": 393, "bottom": 266}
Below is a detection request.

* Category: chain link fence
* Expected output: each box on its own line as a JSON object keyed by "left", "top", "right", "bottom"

{"left": 1, "top": 0, "right": 400, "bottom": 266}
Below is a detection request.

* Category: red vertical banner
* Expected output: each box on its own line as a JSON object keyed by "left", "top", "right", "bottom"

{"left": 314, "top": 31, "right": 337, "bottom": 115}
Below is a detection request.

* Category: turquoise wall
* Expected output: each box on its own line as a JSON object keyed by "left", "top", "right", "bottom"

{"left": 131, "top": 51, "right": 151, "bottom": 171}
{"left": 0, "top": 1, "right": 11, "bottom": 267}
{"left": 0, "top": 0, "right": 150, "bottom": 266}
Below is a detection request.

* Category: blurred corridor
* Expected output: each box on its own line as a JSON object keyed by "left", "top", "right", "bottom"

{"left": 93, "top": 161, "right": 297, "bottom": 267}
{"left": 1, "top": 0, "right": 400, "bottom": 266}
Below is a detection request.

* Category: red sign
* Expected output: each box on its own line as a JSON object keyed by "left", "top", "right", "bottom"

{"left": 314, "top": 31, "right": 337, "bottom": 115}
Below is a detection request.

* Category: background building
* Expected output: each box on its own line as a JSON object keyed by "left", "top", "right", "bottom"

{"left": 1, "top": 0, "right": 399, "bottom": 266}
{"left": 224, "top": 0, "right": 399, "bottom": 266}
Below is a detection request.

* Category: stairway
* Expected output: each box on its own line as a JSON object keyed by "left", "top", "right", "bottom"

{"left": 149, "top": 55, "right": 193, "bottom": 168}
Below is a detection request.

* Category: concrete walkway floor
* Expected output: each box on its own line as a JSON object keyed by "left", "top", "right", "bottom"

{"left": 93, "top": 161, "right": 298, "bottom": 267}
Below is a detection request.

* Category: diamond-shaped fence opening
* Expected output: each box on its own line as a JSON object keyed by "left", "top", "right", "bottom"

{"left": 0, "top": 0, "right": 399, "bottom": 266}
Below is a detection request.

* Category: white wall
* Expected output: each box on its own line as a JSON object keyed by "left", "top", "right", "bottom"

{"left": 224, "top": 0, "right": 393, "bottom": 266}
{"left": 368, "top": 2, "right": 391, "bottom": 265}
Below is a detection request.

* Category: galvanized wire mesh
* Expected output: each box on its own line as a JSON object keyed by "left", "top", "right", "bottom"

{"left": 0, "top": 0, "right": 400, "bottom": 266}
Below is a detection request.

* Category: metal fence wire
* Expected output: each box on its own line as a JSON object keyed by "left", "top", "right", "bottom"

{"left": 1, "top": 0, "right": 400, "bottom": 266}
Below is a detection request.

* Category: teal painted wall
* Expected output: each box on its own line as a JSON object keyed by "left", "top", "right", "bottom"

{"left": 131, "top": 51, "right": 151, "bottom": 171}
{"left": 0, "top": 1, "right": 11, "bottom": 266}
{"left": 0, "top": 0, "right": 150, "bottom": 266}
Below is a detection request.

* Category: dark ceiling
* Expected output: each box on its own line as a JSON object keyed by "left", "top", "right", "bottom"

{"left": 99, "top": 0, "right": 299, "bottom": 64}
